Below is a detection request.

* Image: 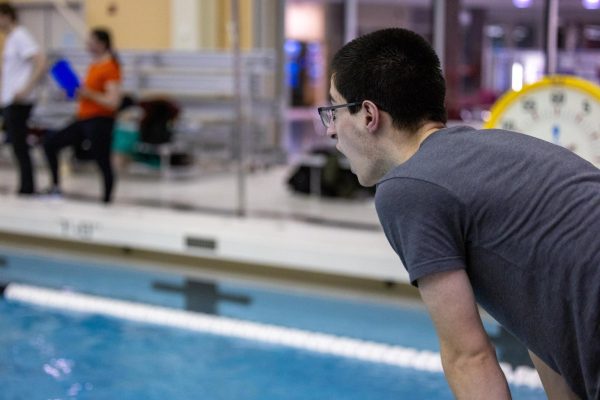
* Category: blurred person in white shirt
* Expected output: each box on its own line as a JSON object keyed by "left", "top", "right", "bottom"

{"left": 0, "top": 2, "right": 46, "bottom": 195}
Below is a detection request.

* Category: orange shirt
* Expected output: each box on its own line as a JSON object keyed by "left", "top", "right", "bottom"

{"left": 77, "top": 58, "right": 121, "bottom": 120}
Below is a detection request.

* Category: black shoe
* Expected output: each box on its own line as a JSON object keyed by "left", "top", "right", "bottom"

{"left": 17, "top": 189, "right": 36, "bottom": 197}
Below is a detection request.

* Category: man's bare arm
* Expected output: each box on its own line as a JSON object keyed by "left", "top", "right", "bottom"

{"left": 418, "top": 269, "right": 511, "bottom": 399}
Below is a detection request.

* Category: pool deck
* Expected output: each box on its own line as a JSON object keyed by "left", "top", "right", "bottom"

{"left": 0, "top": 190, "right": 408, "bottom": 284}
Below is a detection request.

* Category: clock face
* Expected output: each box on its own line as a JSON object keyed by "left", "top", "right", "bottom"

{"left": 484, "top": 75, "right": 600, "bottom": 167}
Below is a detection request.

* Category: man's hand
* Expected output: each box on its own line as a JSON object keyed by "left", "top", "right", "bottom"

{"left": 418, "top": 269, "right": 512, "bottom": 399}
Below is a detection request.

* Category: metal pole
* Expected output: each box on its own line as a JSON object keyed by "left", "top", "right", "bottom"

{"left": 274, "top": 0, "right": 286, "bottom": 163}
{"left": 544, "top": 0, "right": 559, "bottom": 75}
{"left": 231, "top": 0, "right": 246, "bottom": 217}
{"left": 51, "top": 0, "right": 87, "bottom": 40}
{"left": 344, "top": 0, "right": 359, "bottom": 44}
{"left": 252, "top": 0, "right": 263, "bottom": 48}
{"left": 432, "top": 0, "right": 446, "bottom": 71}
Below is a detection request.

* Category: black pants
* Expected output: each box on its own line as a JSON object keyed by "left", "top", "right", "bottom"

{"left": 43, "top": 117, "right": 115, "bottom": 203}
{"left": 5, "top": 104, "right": 35, "bottom": 194}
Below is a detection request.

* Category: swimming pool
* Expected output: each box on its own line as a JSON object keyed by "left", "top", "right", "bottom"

{"left": 0, "top": 247, "right": 545, "bottom": 399}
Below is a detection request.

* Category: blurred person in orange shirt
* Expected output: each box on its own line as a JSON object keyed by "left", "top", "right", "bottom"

{"left": 43, "top": 28, "right": 121, "bottom": 203}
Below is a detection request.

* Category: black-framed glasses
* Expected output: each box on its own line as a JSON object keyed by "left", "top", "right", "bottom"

{"left": 317, "top": 102, "right": 362, "bottom": 129}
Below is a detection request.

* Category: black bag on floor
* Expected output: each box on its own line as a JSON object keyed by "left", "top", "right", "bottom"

{"left": 139, "top": 99, "right": 180, "bottom": 145}
{"left": 287, "top": 148, "right": 375, "bottom": 199}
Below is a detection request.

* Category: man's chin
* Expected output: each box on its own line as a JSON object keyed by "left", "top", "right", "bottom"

{"left": 349, "top": 163, "right": 377, "bottom": 187}
{"left": 355, "top": 173, "right": 377, "bottom": 188}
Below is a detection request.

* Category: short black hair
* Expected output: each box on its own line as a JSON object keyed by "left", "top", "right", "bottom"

{"left": 331, "top": 28, "right": 447, "bottom": 132}
{"left": 0, "top": 2, "right": 17, "bottom": 22}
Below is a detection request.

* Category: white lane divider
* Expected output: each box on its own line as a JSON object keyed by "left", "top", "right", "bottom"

{"left": 4, "top": 283, "right": 542, "bottom": 389}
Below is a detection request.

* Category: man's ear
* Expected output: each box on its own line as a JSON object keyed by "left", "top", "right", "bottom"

{"left": 362, "top": 100, "right": 380, "bottom": 133}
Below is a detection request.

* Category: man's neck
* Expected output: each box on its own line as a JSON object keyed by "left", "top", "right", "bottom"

{"left": 394, "top": 121, "right": 445, "bottom": 164}
{"left": 416, "top": 121, "right": 446, "bottom": 148}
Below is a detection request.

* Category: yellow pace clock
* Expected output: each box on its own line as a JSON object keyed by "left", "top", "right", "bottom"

{"left": 484, "top": 75, "right": 600, "bottom": 167}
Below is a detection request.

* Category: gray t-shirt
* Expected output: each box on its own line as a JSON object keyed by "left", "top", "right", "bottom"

{"left": 375, "top": 125, "right": 599, "bottom": 399}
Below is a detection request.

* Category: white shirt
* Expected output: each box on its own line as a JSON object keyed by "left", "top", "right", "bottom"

{"left": 1, "top": 25, "right": 40, "bottom": 106}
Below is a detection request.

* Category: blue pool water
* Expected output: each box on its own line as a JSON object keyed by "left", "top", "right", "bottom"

{"left": 0, "top": 250, "right": 443, "bottom": 349}
{"left": 0, "top": 302, "right": 457, "bottom": 400}
{"left": 0, "top": 248, "right": 546, "bottom": 399}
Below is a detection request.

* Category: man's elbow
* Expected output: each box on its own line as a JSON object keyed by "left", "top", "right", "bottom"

{"left": 442, "top": 342, "right": 499, "bottom": 373}
{"left": 442, "top": 344, "right": 510, "bottom": 398}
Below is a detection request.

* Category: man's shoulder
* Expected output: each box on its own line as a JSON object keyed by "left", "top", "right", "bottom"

{"left": 375, "top": 174, "right": 463, "bottom": 217}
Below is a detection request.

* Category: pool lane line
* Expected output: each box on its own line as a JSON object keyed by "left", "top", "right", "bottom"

{"left": 3, "top": 282, "right": 542, "bottom": 389}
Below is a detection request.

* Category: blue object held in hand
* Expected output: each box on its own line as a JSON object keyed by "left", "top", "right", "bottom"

{"left": 50, "top": 59, "right": 80, "bottom": 99}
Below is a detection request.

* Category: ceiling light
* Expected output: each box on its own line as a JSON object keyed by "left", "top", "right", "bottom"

{"left": 513, "top": 0, "right": 533, "bottom": 8}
